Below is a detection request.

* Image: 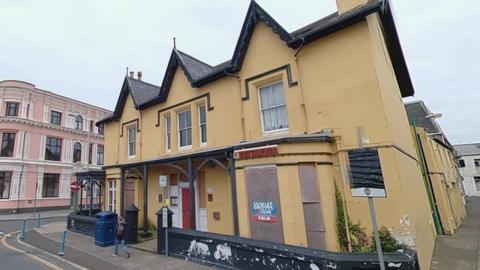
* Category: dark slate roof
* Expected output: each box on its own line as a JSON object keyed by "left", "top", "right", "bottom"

{"left": 127, "top": 77, "right": 162, "bottom": 106}
{"left": 404, "top": 101, "right": 438, "bottom": 134}
{"left": 99, "top": 0, "right": 414, "bottom": 125}
{"left": 454, "top": 144, "right": 480, "bottom": 157}
{"left": 176, "top": 50, "right": 215, "bottom": 81}
{"left": 404, "top": 100, "right": 453, "bottom": 150}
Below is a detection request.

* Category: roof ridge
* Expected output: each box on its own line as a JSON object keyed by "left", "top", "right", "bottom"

{"left": 175, "top": 49, "right": 214, "bottom": 69}
{"left": 127, "top": 76, "right": 161, "bottom": 88}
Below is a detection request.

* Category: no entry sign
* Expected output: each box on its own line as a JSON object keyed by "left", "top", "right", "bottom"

{"left": 70, "top": 182, "right": 80, "bottom": 192}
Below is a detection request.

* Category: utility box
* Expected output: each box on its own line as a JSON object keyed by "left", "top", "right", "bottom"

{"left": 125, "top": 203, "right": 139, "bottom": 244}
{"left": 94, "top": 211, "right": 117, "bottom": 247}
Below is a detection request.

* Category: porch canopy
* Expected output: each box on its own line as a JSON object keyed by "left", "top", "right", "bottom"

{"left": 112, "top": 146, "right": 239, "bottom": 235}
{"left": 74, "top": 170, "right": 106, "bottom": 217}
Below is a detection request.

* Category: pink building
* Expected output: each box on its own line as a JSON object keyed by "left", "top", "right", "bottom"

{"left": 0, "top": 80, "right": 111, "bottom": 214}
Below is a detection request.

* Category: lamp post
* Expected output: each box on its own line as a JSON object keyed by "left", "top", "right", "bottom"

{"left": 412, "top": 113, "right": 444, "bottom": 234}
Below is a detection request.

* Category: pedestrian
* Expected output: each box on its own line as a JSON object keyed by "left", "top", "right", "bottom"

{"left": 113, "top": 216, "right": 130, "bottom": 258}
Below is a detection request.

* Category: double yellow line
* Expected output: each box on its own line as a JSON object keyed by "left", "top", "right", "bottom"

{"left": 1, "top": 230, "right": 64, "bottom": 270}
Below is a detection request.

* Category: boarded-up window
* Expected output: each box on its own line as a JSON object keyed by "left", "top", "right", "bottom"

{"left": 298, "top": 164, "right": 326, "bottom": 250}
{"left": 245, "top": 166, "right": 284, "bottom": 243}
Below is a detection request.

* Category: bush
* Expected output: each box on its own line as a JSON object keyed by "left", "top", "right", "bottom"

{"left": 370, "top": 227, "right": 402, "bottom": 252}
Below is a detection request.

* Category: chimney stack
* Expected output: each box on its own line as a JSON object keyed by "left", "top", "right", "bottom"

{"left": 137, "top": 71, "right": 142, "bottom": 81}
{"left": 129, "top": 71, "right": 134, "bottom": 78}
{"left": 336, "top": 0, "right": 369, "bottom": 15}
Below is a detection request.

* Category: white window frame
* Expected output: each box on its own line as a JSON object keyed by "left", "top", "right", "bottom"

{"left": 198, "top": 104, "right": 207, "bottom": 146}
{"left": 165, "top": 115, "right": 172, "bottom": 152}
{"left": 258, "top": 81, "right": 289, "bottom": 134}
{"left": 177, "top": 109, "right": 192, "bottom": 150}
{"left": 108, "top": 180, "right": 116, "bottom": 213}
{"left": 127, "top": 125, "right": 137, "bottom": 158}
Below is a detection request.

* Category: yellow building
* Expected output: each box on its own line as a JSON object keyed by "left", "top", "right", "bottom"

{"left": 405, "top": 100, "right": 466, "bottom": 235}
{"left": 98, "top": 1, "right": 436, "bottom": 268}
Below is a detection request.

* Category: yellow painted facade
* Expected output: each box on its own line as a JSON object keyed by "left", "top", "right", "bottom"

{"left": 416, "top": 128, "right": 466, "bottom": 235}
{"left": 99, "top": 2, "right": 440, "bottom": 269}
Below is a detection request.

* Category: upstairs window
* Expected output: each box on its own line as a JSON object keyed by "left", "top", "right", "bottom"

{"left": 0, "top": 171, "right": 12, "bottom": 199}
{"left": 89, "top": 120, "right": 94, "bottom": 132}
{"left": 0, "top": 133, "right": 15, "bottom": 157}
{"left": 50, "top": 111, "right": 62, "bottom": 125}
{"left": 459, "top": 159, "right": 465, "bottom": 168}
{"left": 42, "top": 173, "right": 59, "bottom": 198}
{"left": 45, "top": 136, "right": 62, "bottom": 161}
{"left": 98, "top": 124, "right": 104, "bottom": 135}
{"left": 75, "top": 115, "right": 83, "bottom": 130}
{"left": 475, "top": 159, "right": 480, "bottom": 168}
{"left": 73, "top": 142, "right": 82, "bottom": 163}
{"left": 88, "top": 143, "right": 93, "bottom": 164}
{"left": 178, "top": 110, "right": 192, "bottom": 149}
{"left": 198, "top": 105, "right": 207, "bottom": 145}
{"left": 165, "top": 116, "right": 171, "bottom": 152}
{"left": 259, "top": 82, "right": 288, "bottom": 133}
{"left": 97, "top": 144, "right": 104, "bottom": 165}
{"left": 127, "top": 126, "right": 136, "bottom": 157}
{"left": 5, "top": 102, "right": 19, "bottom": 117}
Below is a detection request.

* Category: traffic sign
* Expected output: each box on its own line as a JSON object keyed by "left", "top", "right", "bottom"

{"left": 70, "top": 182, "right": 80, "bottom": 192}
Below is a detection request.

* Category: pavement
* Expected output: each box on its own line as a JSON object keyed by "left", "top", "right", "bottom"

{"left": 0, "top": 209, "right": 71, "bottom": 221}
{"left": 25, "top": 221, "right": 211, "bottom": 270}
{"left": 430, "top": 197, "right": 480, "bottom": 270}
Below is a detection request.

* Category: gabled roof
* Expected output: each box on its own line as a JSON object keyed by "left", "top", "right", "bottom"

{"left": 99, "top": 0, "right": 415, "bottom": 126}
{"left": 98, "top": 76, "right": 161, "bottom": 124}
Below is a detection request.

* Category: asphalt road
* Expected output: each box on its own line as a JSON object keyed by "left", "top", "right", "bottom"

{"left": 0, "top": 217, "right": 65, "bottom": 270}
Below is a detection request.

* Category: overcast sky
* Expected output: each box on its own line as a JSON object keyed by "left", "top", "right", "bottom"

{"left": 0, "top": 0, "right": 478, "bottom": 144}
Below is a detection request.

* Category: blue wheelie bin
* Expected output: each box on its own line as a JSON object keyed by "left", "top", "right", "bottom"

{"left": 95, "top": 212, "right": 118, "bottom": 247}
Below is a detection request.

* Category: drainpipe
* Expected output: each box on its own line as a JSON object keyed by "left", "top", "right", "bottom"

{"left": 412, "top": 124, "right": 444, "bottom": 234}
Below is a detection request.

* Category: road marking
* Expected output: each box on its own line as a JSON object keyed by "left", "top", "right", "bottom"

{"left": 0, "top": 230, "right": 63, "bottom": 270}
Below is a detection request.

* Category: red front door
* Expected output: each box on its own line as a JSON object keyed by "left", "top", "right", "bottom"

{"left": 182, "top": 188, "right": 191, "bottom": 229}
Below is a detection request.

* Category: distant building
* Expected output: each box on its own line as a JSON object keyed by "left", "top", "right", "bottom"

{"left": 405, "top": 100, "right": 466, "bottom": 235}
{"left": 454, "top": 143, "right": 480, "bottom": 196}
{"left": 0, "top": 80, "right": 111, "bottom": 214}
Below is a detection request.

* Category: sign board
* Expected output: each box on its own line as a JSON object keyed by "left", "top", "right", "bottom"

{"left": 250, "top": 201, "right": 279, "bottom": 222}
{"left": 162, "top": 207, "right": 168, "bottom": 228}
{"left": 348, "top": 147, "right": 386, "bottom": 197}
{"left": 159, "top": 175, "right": 168, "bottom": 188}
{"left": 234, "top": 145, "right": 278, "bottom": 160}
{"left": 70, "top": 182, "right": 79, "bottom": 192}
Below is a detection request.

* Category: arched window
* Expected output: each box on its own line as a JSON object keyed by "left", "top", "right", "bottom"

{"left": 73, "top": 142, "right": 82, "bottom": 163}
{"left": 75, "top": 115, "right": 83, "bottom": 130}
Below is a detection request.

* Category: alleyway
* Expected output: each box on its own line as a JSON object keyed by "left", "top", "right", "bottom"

{"left": 431, "top": 197, "right": 480, "bottom": 270}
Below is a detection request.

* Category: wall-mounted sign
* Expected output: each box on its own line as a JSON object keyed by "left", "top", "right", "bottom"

{"left": 159, "top": 175, "right": 168, "bottom": 188}
{"left": 348, "top": 147, "right": 386, "bottom": 197}
{"left": 250, "top": 201, "right": 279, "bottom": 222}
{"left": 235, "top": 145, "right": 278, "bottom": 160}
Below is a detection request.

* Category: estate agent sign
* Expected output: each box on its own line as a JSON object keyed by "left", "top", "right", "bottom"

{"left": 250, "top": 201, "right": 279, "bottom": 222}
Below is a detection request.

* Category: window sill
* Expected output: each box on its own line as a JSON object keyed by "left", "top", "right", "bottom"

{"left": 179, "top": 145, "right": 192, "bottom": 151}
{"left": 262, "top": 128, "right": 289, "bottom": 136}
{"left": 200, "top": 142, "right": 207, "bottom": 147}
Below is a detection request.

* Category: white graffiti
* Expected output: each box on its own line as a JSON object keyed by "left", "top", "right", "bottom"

{"left": 187, "top": 240, "right": 210, "bottom": 257}
{"left": 214, "top": 243, "right": 232, "bottom": 261}
{"left": 310, "top": 263, "right": 320, "bottom": 270}
{"left": 388, "top": 262, "right": 402, "bottom": 268}
{"left": 325, "top": 261, "right": 337, "bottom": 269}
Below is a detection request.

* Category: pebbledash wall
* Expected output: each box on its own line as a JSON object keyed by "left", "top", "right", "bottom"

{"left": 0, "top": 80, "right": 111, "bottom": 214}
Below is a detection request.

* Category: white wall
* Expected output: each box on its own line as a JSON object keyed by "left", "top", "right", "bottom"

{"left": 459, "top": 154, "right": 480, "bottom": 196}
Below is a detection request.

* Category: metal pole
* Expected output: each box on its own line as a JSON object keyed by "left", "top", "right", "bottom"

{"left": 365, "top": 188, "right": 385, "bottom": 270}
{"left": 37, "top": 213, "right": 41, "bottom": 228}
{"left": 20, "top": 219, "right": 26, "bottom": 239}
{"left": 59, "top": 230, "right": 67, "bottom": 256}
{"left": 165, "top": 227, "right": 168, "bottom": 257}
{"left": 32, "top": 181, "right": 38, "bottom": 217}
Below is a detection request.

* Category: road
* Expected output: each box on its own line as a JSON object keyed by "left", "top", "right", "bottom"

{"left": 0, "top": 217, "right": 65, "bottom": 270}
